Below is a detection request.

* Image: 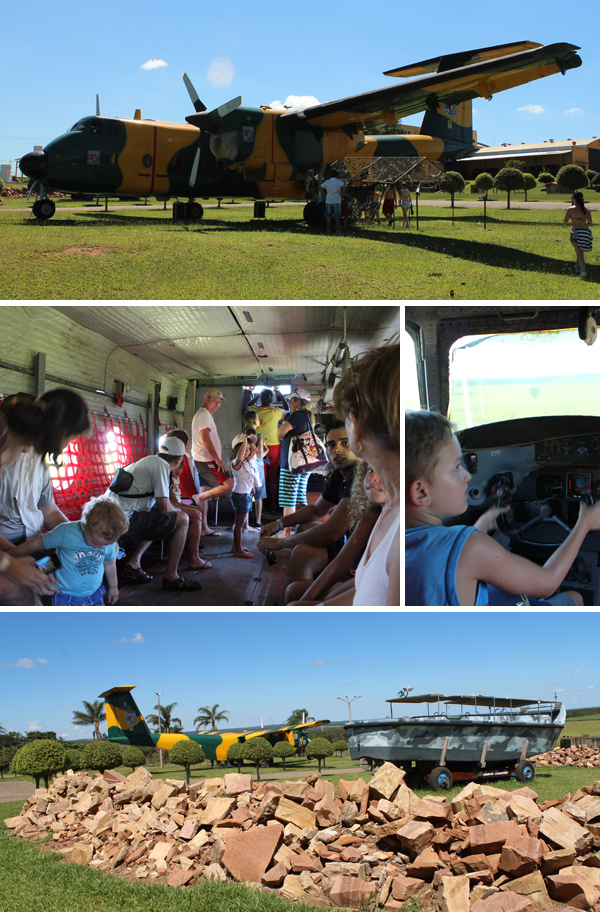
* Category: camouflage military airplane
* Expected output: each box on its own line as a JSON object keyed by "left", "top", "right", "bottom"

{"left": 20, "top": 40, "right": 581, "bottom": 220}
{"left": 100, "top": 686, "right": 327, "bottom": 762}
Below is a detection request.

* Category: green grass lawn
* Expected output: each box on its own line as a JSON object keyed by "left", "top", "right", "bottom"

{"left": 561, "top": 715, "right": 600, "bottom": 739}
{"left": 0, "top": 204, "right": 597, "bottom": 300}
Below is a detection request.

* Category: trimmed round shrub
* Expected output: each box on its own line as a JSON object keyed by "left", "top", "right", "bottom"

{"left": 332, "top": 739, "right": 349, "bottom": 756}
{"left": 438, "top": 171, "right": 465, "bottom": 207}
{"left": 227, "top": 742, "right": 244, "bottom": 772}
{"left": 0, "top": 177, "right": 4, "bottom": 193}
{"left": 64, "top": 749, "right": 86, "bottom": 772}
{"left": 122, "top": 746, "right": 146, "bottom": 772}
{"left": 493, "top": 168, "right": 525, "bottom": 208}
{"left": 522, "top": 172, "right": 537, "bottom": 201}
{"left": 272, "top": 741, "right": 295, "bottom": 770}
{"left": 241, "top": 737, "right": 273, "bottom": 779}
{"left": 538, "top": 171, "right": 554, "bottom": 186}
{"left": 474, "top": 172, "right": 494, "bottom": 194}
{"left": 169, "top": 740, "right": 205, "bottom": 784}
{"left": 305, "top": 737, "right": 334, "bottom": 772}
{"left": 12, "top": 739, "right": 66, "bottom": 788}
{"left": 82, "top": 740, "right": 123, "bottom": 772}
{"left": 556, "top": 164, "right": 589, "bottom": 193}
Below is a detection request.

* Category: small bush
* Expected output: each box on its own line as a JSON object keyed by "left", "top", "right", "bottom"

{"left": 12, "top": 739, "right": 66, "bottom": 788}
{"left": 82, "top": 740, "right": 123, "bottom": 772}
{"left": 332, "top": 739, "right": 349, "bottom": 756}
{"left": 522, "top": 172, "right": 537, "bottom": 201}
{"left": 169, "top": 740, "right": 205, "bottom": 785}
{"left": 556, "top": 164, "right": 589, "bottom": 193}
{"left": 438, "top": 171, "right": 465, "bottom": 208}
{"left": 538, "top": 171, "right": 554, "bottom": 186}
{"left": 240, "top": 737, "right": 273, "bottom": 779}
{"left": 226, "top": 742, "right": 244, "bottom": 773}
{"left": 305, "top": 737, "right": 334, "bottom": 772}
{"left": 272, "top": 741, "right": 295, "bottom": 770}
{"left": 493, "top": 168, "right": 525, "bottom": 209}
{"left": 474, "top": 173, "right": 494, "bottom": 195}
{"left": 122, "top": 746, "right": 146, "bottom": 772}
{"left": 64, "top": 749, "right": 86, "bottom": 772}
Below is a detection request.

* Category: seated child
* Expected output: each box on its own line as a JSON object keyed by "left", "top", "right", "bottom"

{"left": 241, "top": 409, "right": 268, "bottom": 526}
{"left": 11, "top": 495, "right": 128, "bottom": 606}
{"left": 405, "top": 410, "right": 600, "bottom": 607}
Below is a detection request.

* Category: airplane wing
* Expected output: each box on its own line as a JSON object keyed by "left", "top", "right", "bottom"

{"left": 280, "top": 41, "right": 581, "bottom": 131}
{"left": 195, "top": 720, "right": 329, "bottom": 736}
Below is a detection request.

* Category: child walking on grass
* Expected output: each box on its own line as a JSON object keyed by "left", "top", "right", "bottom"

{"left": 11, "top": 495, "right": 129, "bottom": 606}
{"left": 229, "top": 435, "right": 261, "bottom": 559}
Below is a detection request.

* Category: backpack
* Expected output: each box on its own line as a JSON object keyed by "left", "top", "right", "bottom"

{"left": 109, "top": 466, "right": 152, "bottom": 498}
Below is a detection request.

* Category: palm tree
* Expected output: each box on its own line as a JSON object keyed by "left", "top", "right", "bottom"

{"left": 286, "top": 709, "right": 314, "bottom": 726}
{"left": 72, "top": 701, "right": 106, "bottom": 741}
{"left": 194, "top": 704, "right": 229, "bottom": 732}
{"left": 146, "top": 702, "right": 182, "bottom": 734}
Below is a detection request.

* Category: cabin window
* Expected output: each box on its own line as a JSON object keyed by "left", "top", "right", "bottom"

{"left": 403, "top": 330, "right": 420, "bottom": 411}
{"left": 448, "top": 328, "right": 600, "bottom": 430}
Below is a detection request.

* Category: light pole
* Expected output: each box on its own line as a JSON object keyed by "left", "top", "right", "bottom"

{"left": 336, "top": 694, "right": 362, "bottom": 722}
{"left": 155, "top": 692, "right": 164, "bottom": 769}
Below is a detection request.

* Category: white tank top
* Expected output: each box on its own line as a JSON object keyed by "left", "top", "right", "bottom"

{"left": 354, "top": 511, "right": 400, "bottom": 606}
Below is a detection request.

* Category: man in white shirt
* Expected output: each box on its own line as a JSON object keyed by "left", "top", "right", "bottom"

{"left": 191, "top": 389, "right": 234, "bottom": 534}
{"left": 320, "top": 170, "right": 345, "bottom": 236}
{"left": 110, "top": 437, "right": 201, "bottom": 592}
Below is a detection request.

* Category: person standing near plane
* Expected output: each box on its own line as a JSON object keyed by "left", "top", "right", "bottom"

{"left": 246, "top": 388, "right": 289, "bottom": 513}
{"left": 191, "top": 389, "right": 232, "bottom": 533}
{"left": 400, "top": 182, "right": 412, "bottom": 228}
{"left": 320, "top": 171, "right": 346, "bottom": 236}
{"left": 382, "top": 183, "right": 397, "bottom": 227}
{"left": 564, "top": 192, "right": 593, "bottom": 278}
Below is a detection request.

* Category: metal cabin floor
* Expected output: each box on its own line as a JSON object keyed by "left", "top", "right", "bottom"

{"left": 117, "top": 524, "right": 290, "bottom": 607}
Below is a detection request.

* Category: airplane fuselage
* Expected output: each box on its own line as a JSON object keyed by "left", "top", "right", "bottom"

{"left": 20, "top": 110, "right": 471, "bottom": 203}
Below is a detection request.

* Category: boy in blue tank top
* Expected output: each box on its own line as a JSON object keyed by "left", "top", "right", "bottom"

{"left": 11, "top": 495, "right": 129, "bottom": 606}
{"left": 405, "top": 411, "right": 599, "bottom": 607}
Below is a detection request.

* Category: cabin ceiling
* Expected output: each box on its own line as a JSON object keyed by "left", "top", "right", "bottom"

{"left": 52, "top": 304, "right": 400, "bottom": 383}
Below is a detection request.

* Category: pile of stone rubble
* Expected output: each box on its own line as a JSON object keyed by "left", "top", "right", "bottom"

{"left": 530, "top": 746, "right": 600, "bottom": 769}
{"left": 5, "top": 762, "right": 600, "bottom": 911}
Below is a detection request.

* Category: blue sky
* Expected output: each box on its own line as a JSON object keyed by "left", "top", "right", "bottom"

{"left": 1, "top": 0, "right": 597, "bottom": 172}
{"left": 1, "top": 612, "right": 598, "bottom": 740}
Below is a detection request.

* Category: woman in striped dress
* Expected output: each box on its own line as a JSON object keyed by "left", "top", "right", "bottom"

{"left": 564, "top": 191, "right": 593, "bottom": 278}
{"left": 277, "top": 390, "right": 314, "bottom": 535}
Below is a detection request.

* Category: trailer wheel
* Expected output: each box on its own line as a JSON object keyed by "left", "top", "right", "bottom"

{"left": 428, "top": 766, "right": 453, "bottom": 791}
{"left": 515, "top": 760, "right": 535, "bottom": 783}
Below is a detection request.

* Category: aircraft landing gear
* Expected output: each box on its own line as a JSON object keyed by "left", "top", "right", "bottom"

{"left": 32, "top": 198, "right": 56, "bottom": 220}
{"left": 185, "top": 201, "right": 204, "bottom": 220}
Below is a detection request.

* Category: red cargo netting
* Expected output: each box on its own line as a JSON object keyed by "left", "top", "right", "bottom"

{"left": 51, "top": 414, "right": 147, "bottom": 520}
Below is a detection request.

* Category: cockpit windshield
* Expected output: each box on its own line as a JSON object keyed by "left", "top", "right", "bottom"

{"left": 69, "top": 119, "right": 102, "bottom": 134}
{"left": 448, "top": 328, "right": 600, "bottom": 430}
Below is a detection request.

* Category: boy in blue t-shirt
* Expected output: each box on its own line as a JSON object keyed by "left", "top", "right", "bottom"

{"left": 405, "top": 410, "right": 600, "bottom": 607}
{"left": 11, "top": 495, "right": 129, "bottom": 606}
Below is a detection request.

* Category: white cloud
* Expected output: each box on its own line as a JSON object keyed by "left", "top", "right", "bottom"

{"left": 580, "top": 685, "right": 595, "bottom": 690}
{"left": 268, "top": 95, "right": 319, "bottom": 112}
{"left": 36, "top": 658, "right": 48, "bottom": 664}
{"left": 62, "top": 703, "right": 73, "bottom": 708}
{"left": 517, "top": 104, "right": 545, "bottom": 114}
{"left": 572, "top": 669, "right": 580, "bottom": 676}
{"left": 28, "top": 721, "right": 40, "bottom": 730}
{"left": 556, "top": 688, "right": 565, "bottom": 693}
{"left": 141, "top": 59, "right": 168, "bottom": 70}
{"left": 207, "top": 58, "right": 235, "bottom": 88}
{"left": 565, "top": 107, "right": 584, "bottom": 116}
{"left": 308, "top": 659, "right": 327, "bottom": 666}
{"left": 61, "top": 732, "right": 70, "bottom": 738}
{"left": 3, "top": 658, "right": 35, "bottom": 668}
{"left": 334, "top": 658, "right": 349, "bottom": 665}
{"left": 112, "top": 632, "right": 145, "bottom": 644}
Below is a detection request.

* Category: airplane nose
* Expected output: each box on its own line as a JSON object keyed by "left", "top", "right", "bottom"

{"left": 20, "top": 150, "right": 47, "bottom": 181}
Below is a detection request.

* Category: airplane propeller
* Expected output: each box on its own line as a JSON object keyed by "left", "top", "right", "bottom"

{"left": 182, "top": 73, "right": 241, "bottom": 187}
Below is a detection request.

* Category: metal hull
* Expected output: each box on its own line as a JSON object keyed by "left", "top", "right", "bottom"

{"left": 345, "top": 711, "right": 564, "bottom": 765}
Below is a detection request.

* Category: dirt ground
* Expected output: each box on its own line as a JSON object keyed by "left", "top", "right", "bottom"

{"left": 0, "top": 780, "right": 35, "bottom": 802}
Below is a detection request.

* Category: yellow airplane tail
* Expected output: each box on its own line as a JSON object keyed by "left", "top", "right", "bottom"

{"left": 99, "top": 685, "right": 156, "bottom": 747}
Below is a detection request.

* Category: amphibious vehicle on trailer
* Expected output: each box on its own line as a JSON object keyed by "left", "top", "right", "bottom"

{"left": 345, "top": 692, "right": 565, "bottom": 790}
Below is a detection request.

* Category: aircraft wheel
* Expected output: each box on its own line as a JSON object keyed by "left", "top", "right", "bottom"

{"left": 186, "top": 201, "right": 204, "bottom": 220}
{"left": 515, "top": 760, "right": 535, "bottom": 783}
{"left": 428, "top": 766, "right": 453, "bottom": 791}
{"left": 32, "top": 198, "right": 56, "bottom": 220}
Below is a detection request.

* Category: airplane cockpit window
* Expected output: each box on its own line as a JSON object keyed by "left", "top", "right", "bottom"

{"left": 449, "top": 329, "right": 600, "bottom": 431}
{"left": 68, "top": 119, "right": 102, "bottom": 135}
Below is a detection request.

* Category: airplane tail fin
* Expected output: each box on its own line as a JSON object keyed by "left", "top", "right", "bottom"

{"left": 99, "top": 686, "right": 156, "bottom": 747}
{"left": 419, "top": 99, "right": 473, "bottom": 148}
